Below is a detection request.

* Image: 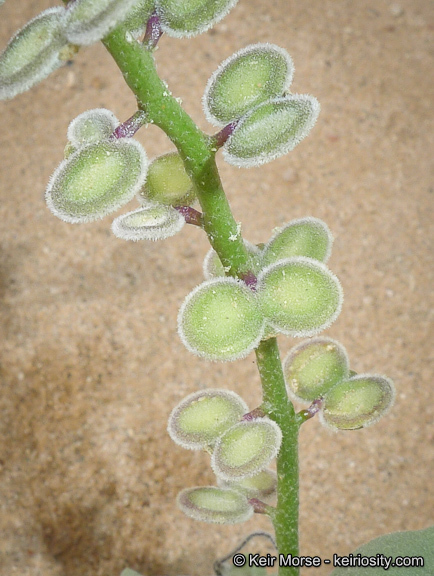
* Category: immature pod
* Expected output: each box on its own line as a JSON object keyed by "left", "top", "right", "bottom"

{"left": 223, "top": 94, "right": 320, "bottom": 168}
{"left": 111, "top": 203, "right": 184, "bottom": 241}
{"left": 139, "top": 152, "right": 196, "bottom": 207}
{"left": 219, "top": 468, "right": 277, "bottom": 500}
{"left": 203, "top": 43, "right": 294, "bottom": 126}
{"left": 202, "top": 240, "right": 261, "bottom": 280}
{"left": 64, "top": 0, "right": 139, "bottom": 46}
{"left": 67, "top": 108, "right": 119, "bottom": 149}
{"left": 167, "top": 389, "right": 248, "bottom": 450}
{"left": 211, "top": 419, "right": 282, "bottom": 482}
{"left": 261, "top": 217, "right": 333, "bottom": 268}
{"left": 178, "top": 277, "right": 265, "bottom": 362}
{"left": 46, "top": 138, "right": 148, "bottom": 223}
{"left": 257, "top": 257, "right": 343, "bottom": 337}
{"left": 320, "top": 374, "right": 395, "bottom": 430}
{"left": 156, "top": 0, "right": 239, "bottom": 38}
{"left": 283, "top": 338, "right": 349, "bottom": 403}
{"left": 177, "top": 486, "right": 253, "bottom": 525}
{"left": 0, "top": 7, "right": 69, "bottom": 100}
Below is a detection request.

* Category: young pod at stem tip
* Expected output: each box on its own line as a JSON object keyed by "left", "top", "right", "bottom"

{"left": 223, "top": 94, "right": 320, "bottom": 168}
{"left": 156, "top": 0, "right": 239, "bottom": 39}
{"left": 284, "top": 337, "right": 349, "bottom": 403}
{"left": 167, "top": 388, "right": 249, "bottom": 450}
{"left": 177, "top": 486, "right": 253, "bottom": 525}
{"left": 0, "top": 7, "right": 69, "bottom": 101}
{"left": 218, "top": 468, "right": 278, "bottom": 500}
{"left": 211, "top": 418, "right": 282, "bottom": 482}
{"left": 256, "top": 256, "right": 343, "bottom": 337}
{"left": 178, "top": 277, "right": 265, "bottom": 362}
{"left": 261, "top": 216, "right": 333, "bottom": 268}
{"left": 64, "top": 0, "right": 139, "bottom": 46}
{"left": 203, "top": 43, "right": 294, "bottom": 126}
{"left": 46, "top": 138, "right": 148, "bottom": 224}
{"left": 67, "top": 108, "right": 119, "bottom": 150}
{"left": 111, "top": 203, "right": 185, "bottom": 241}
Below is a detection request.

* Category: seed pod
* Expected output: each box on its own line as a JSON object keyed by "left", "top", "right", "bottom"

{"left": 156, "top": 0, "right": 239, "bottom": 38}
{"left": 46, "top": 138, "right": 148, "bottom": 223}
{"left": 0, "top": 7, "right": 68, "bottom": 100}
{"left": 219, "top": 468, "right": 277, "bottom": 500}
{"left": 211, "top": 419, "right": 282, "bottom": 482}
{"left": 261, "top": 217, "right": 333, "bottom": 267}
{"left": 178, "top": 277, "right": 265, "bottom": 362}
{"left": 320, "top": 374, "right": 395, "bottom": 430}
{"left": 203, "top": 241, "right": 261, "bottom": 280}
{"left": 283, "top": 338, "right": 349, "bottom": 403}
{"left": 64, "top": 0, "right": 139, "bottom": 46}
{"left": 177, "top": 486, "right": 253, "bottom": 525}
{"left": 67, "top": 108, "right": 119, "bottom": 149}
{"left": 139, "top": 152, "right": 195, "bottom": 206}
{"left": 123, "top": 0, "right": 155, "bottom": 39}
{"left": 223, "top": 94, "right": 320, "bottom": 168}
{"left": 167, "top": 388, "right": 248, "bottom": 450}
{"left": 203, "top": 43, "right": 294, "bottom": 126}
{"left": 257, "top": 257, "right": 343, "bottom": 337}
{"left": 111, "top": 203, "right": 184, "bottom": 241}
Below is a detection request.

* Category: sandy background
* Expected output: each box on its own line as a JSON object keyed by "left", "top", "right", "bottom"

{"left": 0, "top": 1, "right": 433, "bottom": 575}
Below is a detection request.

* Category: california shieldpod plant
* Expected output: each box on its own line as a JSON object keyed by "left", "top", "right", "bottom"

{"left": 1, "top": 1, "right": 432, "bottom": 575}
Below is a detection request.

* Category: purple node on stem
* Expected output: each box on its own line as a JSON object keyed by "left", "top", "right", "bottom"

{"left": 110, "top": 110, "right": 147, "bottom": 139}
{"left": 240, "top": 270, "right": 258, "bottom": 291}
{"left": 144, "top": 12, "right": 163, "bottom": 49}
{"left": 242, "top": 407, "right": 266, "bottom": 421}
{"left": 212, "top": 121, "right": 239, "bottom": 149}
{"left": 174, "top": 206, "right": 204, "bottom": 228}
{"left": 248, "top": 498, "right": 271, "bottom": 515}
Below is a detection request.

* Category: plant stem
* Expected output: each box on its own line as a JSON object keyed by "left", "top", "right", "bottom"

{"left": 256, "top": 338, "right": 300, "bottom": 576}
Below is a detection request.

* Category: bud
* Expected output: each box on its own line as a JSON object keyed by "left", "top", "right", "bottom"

{"left": 67, "top": 108, "right": 119, "bottom": 149}
{"left": 202, "top": 240, "right": 261, "bottom": 280}
{"left": 203, "top": 43, "right": 294, "bottom": 126}
{"left": 261, "top": 217, "right": 333, "bottom": 268}
{"left": 64, "top": 0, "right": 139, "bottom": 46}
{"left": 177, "top": 486, "right": 253, "bottom": 524}
{"left": 46, "top": 138, "right": 148, "bottom": 223}
{"left": 0, "top": 7, "right": 68, "bottom": 100}
{"left": 211, "top": 419, "right": 282, "bottom": 482}
{"left": 223, "top": 94, "right": 320, "bottom": 168}
{"left": 167, "top": 388, "right": 248, "bottom": 450}
{"left": 111, "top": 203, "right": 185, "bottom": 241}
{"left": 139, "top": 152, "right": 196, "bottom": 207}
{"left": 283, "top": 338, "right": 349, "bottom": 403}
{"left": 256, "top": 257, "right": 343, "bottom": 337}
{"left": 178, "top": 278, "right": 265, "bottom": 362}
{"left": 320, "top": 374, "right": 395, "bottom": 430}
{"left": 219, "top": 468, "right": 277, "bottom": 500}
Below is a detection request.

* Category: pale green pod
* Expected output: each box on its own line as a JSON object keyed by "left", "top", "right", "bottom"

{"left": 202, "top": 240, "right": 261, "bottom": 280}
{"left": 111, "top": 203, "right": 184, "bottom": 241}
{"left": 178, "top": 277, "right": 265, "bottom": 362}
{"left": 177, "top": 486, "right": 253, "bottom": 525}
{"left": 46, "top": 138, "right": 148, "bottom": 223}
{"left": 262, "top": 217, "right": 333, "bottom": 267}
{"left": 0, "top": 7, "right": 68, "bottom": 100}
{"left": 219, "top": 468, "right": 277, "bottom": 500}
{"left": 123, "top": 0, "right": 155, "bottom": 38}
{"left": 203, "top": 43, "right": 294, "bottom": 126}
{"left": 64, "top": 0, "right": 138, "bottom": 46}
{"left": 67, "top": 108, "right": 119, "bottom": 149}
{"left": 223, "top": 94, "right": 320, "bottom": 168}
{"left": 320, "top": 374, "right": 395, "bottom": 431}
{"left": 283, "top": 337, "right": 349, "bottom": 403}
{"left": 211, "top": 419, "right": 282, "bottom": 482}
{"left": 156, "top": 0, "right": 239, "bottom": 38}
{"left": 256, "top": 257, "right": 343, "bottom": 337}
{"left": 167, "top": 388, "right": 248, "bottom": 450}
{"left": 139, "top": 152, "right": 195, "bottom": 206}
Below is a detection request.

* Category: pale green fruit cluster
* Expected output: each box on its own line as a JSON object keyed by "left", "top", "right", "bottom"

{"left": 156, "top": 0, "right": 239, "bottom": 38}
{"left": 0, "top": 8, "right": 69, "bottom": 100}
{"left": 283, "top": 338, "right": 395, "bottom": 430}
{"left": 111, "top": 203, "right": 184, "bottom": 241}
{"left": 168, "top": 388, "right": 281, "bottom": 524}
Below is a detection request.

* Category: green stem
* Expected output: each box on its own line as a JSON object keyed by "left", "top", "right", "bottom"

{"left": 256, "top": 338, "right": 300, "bottom": 576}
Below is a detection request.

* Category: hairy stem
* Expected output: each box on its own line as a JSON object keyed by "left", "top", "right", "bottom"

{"left": 256, "top": 338, "right": 300, "bottom": 576}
